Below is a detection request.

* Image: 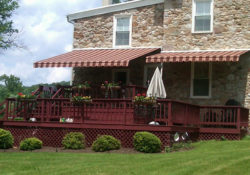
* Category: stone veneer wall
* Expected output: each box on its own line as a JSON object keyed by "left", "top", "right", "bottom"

{"left": 72, "top": 0, "right": 250, "bottom": 121}
{"left": 73, "top": 4, "right": 164, "bottom": 48}
{"left": 163, "top": 53, "right": 250, "bottom": 107}
{"left": 163, "top": 0, "right": 250, "bottom": 50}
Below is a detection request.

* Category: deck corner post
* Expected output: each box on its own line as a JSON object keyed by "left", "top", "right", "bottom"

{"left": 168, "top": 101, "right": 173, "bottom": 126}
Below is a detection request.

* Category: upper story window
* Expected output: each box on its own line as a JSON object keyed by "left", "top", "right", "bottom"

{"left": 113, "top": 15, "right": 132, "bottom": 47}
{"left": 192, "top": 0, "right": 213, "bottom": 33}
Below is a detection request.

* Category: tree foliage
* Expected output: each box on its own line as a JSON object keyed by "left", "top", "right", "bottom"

{"left": 0, "top": 0, "right": 19, "bottom": 49}
{"left": 0, "top": 74, "right": 23, "bottom": 101}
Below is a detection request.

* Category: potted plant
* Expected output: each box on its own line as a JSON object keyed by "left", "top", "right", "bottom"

{"left": 133, "top": 93, "right": 156, "bottom": 105}
{"left": 71, "top": 94, "right": 92, "bottom": 105}
{"left": 73, "top": 81, "right": 91, "bottom": 90}
{"left": 101, "top": 81, "right": 121, "bottom": 90}
{"left": 16, "top": 92, "right": 36, "bottom": 102}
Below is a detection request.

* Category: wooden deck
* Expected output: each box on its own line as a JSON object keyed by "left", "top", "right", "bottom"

{"left": 0, "top": 85, "right": 249, "bottom": 147}
{"left": 1, "top": 98, "right": 248, "bottom": 128}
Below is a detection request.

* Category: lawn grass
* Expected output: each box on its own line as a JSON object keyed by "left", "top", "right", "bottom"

{"left": 0, "top": 139, "right": 250, "bottom": 175}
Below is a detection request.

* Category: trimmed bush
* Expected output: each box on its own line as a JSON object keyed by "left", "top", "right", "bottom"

{"left": 0, "top": 129, "right": 14, "bottom": 149}
{"left": 20, "top": 137, "right": 42, "bottom": 151}
{"left": 62, "top": 132, "right": 85, "bottom": 149}
{"left": 133, "top": 132, "right": 162, "bottom": 153}
{"left": 92, "top": 135, "right": 121, "bottom": 152}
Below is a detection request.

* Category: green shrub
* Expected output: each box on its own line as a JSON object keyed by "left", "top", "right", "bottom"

{"left": 62, "top": 132, "right": 85, "bottom": 149}
{"left": 0, "top": 129, "right": 14, "bottom": 149}
{"left": 165, "top": 141, "right": 193, "bottom": 153}
{"left": 133, "top": 132, "right": 162, "bottom": 153}
{"left": 92, "top": 135, "right": 121, "bottom": 152}
{"left": 20, "top": 137, "right": 42, "bottom": 151}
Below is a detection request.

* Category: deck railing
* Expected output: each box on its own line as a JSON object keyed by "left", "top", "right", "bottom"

{"left": 200, "top": 106, "right": 249, "bottom": 129}
{"left": 1, "top": 98, "right": 249, "bottom": 129}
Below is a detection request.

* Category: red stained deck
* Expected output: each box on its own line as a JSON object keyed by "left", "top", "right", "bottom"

{"left": 0, "top": 86, "right": 249, "bottom": 147}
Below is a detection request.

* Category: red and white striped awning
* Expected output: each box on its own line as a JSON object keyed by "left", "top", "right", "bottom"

{"left": 34, "top": 48, "right": 161, "bottom": 68}
{"left": 146, "top": 50, "right": 249, "bottom": 63}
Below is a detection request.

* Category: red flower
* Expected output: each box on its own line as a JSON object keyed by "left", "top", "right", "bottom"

{"left": 75, "top": 93, "right": 79, "bottom": 96}
{"left": 137, "top": 93, "right": 141, "bottom": 96}
{"left": 31, "top": 92, "right": 35, "bottom": 96}
{"left": 104, "top": 81, "right": 108, "bottom": 84}
{"left": 142, "top": 93, "right": 146, "bottom": 97}
{"left": 18, "top": 92, "right": 23, "bottom": 96}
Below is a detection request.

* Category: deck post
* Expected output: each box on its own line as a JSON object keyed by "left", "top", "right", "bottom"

{"left": 168, "top": 101, "right": 173, "bottom": 126}
{"left": 123, "top": 101, "right": 126, "bottom": 125}
{"left": 41, "top": 99, "right": 45, "bottom": 122}
{"left": 185, "top": 104, "right": 188, "bottom": 126}
{"left": 4, "top": 100, "right": 9, "bottom": 120}
{"left": 237, "top": 107, "right": 241, "bottom": 131}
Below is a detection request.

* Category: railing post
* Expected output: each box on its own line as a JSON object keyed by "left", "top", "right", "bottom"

{"left": 41, "top": 99, "right": 45, "bottom": 122}
{"left": 168, "top": 101, "right": 173, "bottom": 126}
{"left": 185, "top": 104, "right": 188, "bottom": 126}
{"left": 4, "top": 100, "right": 9, "bottom": 120}
{"left": 123, "top": 101, "right": 126, "bottom": 125}
{"left": 132, "top": 86, "right": 136, "bottom": 98}
{"left": 237, "top": 107, "right": 241, "bottom": 130}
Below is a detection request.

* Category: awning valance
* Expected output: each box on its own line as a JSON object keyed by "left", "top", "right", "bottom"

{"left": 34, "top": 48, "right": 161, "bottom": 68}
{"left": 146, "top": 50, "right": 249, "bottom": 63}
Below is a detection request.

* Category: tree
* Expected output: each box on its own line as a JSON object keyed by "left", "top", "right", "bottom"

{"left": 0, "top": 0, "right": 19, "bottom": 50}
{"left": 0, "top": 74, "right": 23, "bottom": 101}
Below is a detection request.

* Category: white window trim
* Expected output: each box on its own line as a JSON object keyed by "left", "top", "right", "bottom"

{"left": 190, "top": 62, "right": 212, "bottom": 99}
{"left": 112, "top": 69, "right": 130, "bottom": 85}
{"left": 143, "top": 63, "right": 161, "bottom": 86}
{"left": 113, "top": 14, "right": 133, "bottom": 48}
{"left": 192, "top": 0, "right": 214, "bottom": 33}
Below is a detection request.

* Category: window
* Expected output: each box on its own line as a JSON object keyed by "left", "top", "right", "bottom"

{"left": 191, "top": 62, "right": 212, "bottom": 98}
{"left": 192, "top": 0, "right": 213, "bottom": 33}
{"left": 113, "top": 16, "right": 132, "bottom": 47}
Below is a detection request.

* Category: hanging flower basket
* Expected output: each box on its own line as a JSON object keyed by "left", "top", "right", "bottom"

{"left": 73, "top": 81, "right": 91, "bottom": 91}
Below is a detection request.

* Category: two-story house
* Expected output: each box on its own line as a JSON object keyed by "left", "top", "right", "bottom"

{"left": 35, "top": 0, "right": 250, "bottom": 111}
{"left": 1, "top": 0, "right": 249, "bottom": 148}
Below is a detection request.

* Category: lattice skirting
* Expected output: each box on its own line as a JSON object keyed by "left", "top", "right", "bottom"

{"left": 199, "top": 133, "right": 241, "bottom": 140}
{"left": 2, "top": 125, "right": 245, "bottom": 148}
{"left": 2, "top": 126, "right": 188, "bottom": 148}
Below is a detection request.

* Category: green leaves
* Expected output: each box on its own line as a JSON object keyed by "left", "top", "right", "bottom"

{"left": 0, "top": 0, "right": 19, "bottom": 49}
{"left": 0, "top": 74, "right": 23, "bottom": 102}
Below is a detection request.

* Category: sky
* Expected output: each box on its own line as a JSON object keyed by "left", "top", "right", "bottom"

{"left": 0, "top": 0, "right": 101, "bottom": 86}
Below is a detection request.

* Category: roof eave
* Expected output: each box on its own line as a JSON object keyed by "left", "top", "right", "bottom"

{"left": 67, "top": 0, "right": 164, "bottom": 23}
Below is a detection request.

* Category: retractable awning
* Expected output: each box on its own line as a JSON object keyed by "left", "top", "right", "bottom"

{"left": 146, "top": 50, "right": 249, "bottom": 63}
{"left": 34, "top": 48, "right": 161, "bottom": 68}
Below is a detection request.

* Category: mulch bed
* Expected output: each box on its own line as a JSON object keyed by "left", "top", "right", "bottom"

{"left": 0, "top": 147, "right": 144, "bottom": 154}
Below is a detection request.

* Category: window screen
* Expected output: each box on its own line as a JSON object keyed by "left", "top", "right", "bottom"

{"left": 194, "top": 0, "right": 212, "bottom": 32}
{"left": 115, "top": 17, "right": 130, "bottom": 46}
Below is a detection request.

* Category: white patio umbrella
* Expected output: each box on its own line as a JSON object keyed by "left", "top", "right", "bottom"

{"left": 146, "top": 67, "right": 166, "bottom": 98}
